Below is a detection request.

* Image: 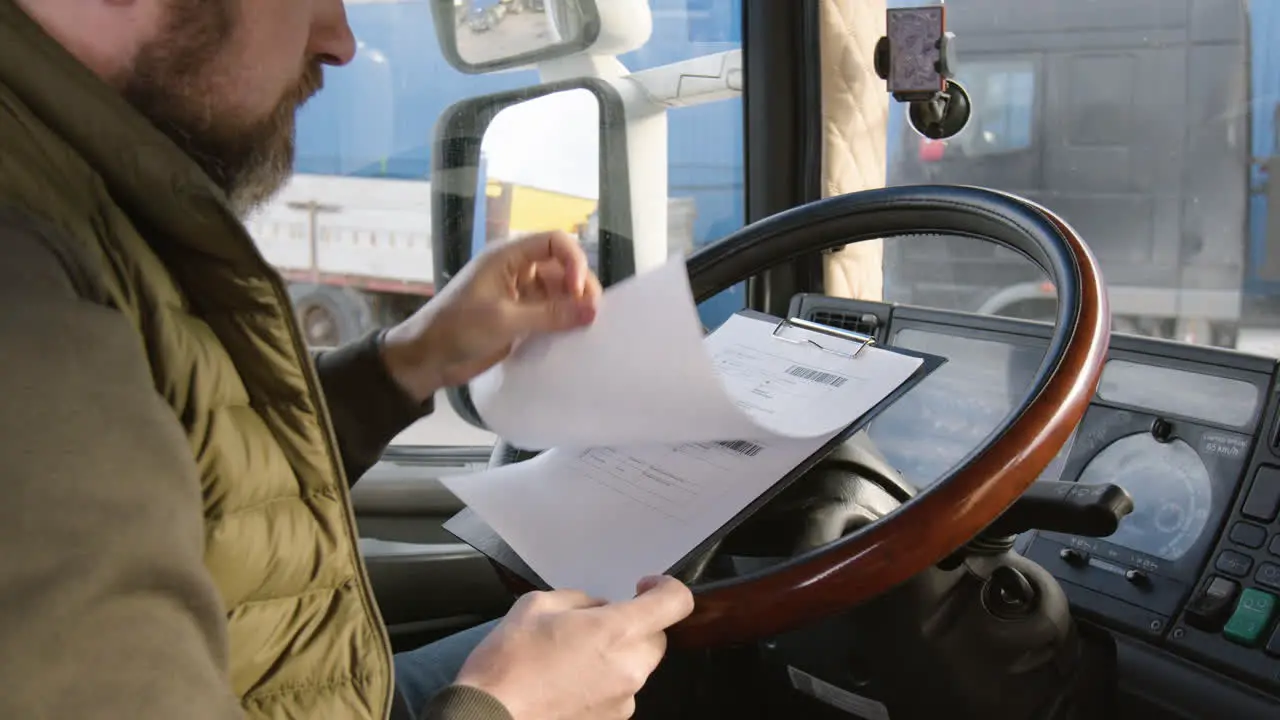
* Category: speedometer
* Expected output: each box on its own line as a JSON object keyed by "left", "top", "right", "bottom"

{"left": 1076, "top": 434, "right": 1213, "bottom": 561}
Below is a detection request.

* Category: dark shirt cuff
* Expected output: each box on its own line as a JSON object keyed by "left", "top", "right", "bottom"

{"left": 420, "top": 685, "right": 514, "bottom": 720}
{"left": 313, "top": 329, "right": 434, "bottom": 484}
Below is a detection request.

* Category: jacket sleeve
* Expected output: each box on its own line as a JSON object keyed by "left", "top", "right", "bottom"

{"left": 0, "top": 214, "right": 243, "bottom": 718}
{"left": 312, "top": 330, "right": 434, "bottom": 486}
{"left": 421, "top": 686, "right": 514, "bottom": 720}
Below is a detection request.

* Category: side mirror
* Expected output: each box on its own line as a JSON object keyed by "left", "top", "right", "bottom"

{"left": 431, "top": 79, "right": 633, "bottom": 428}
{"left": 430, "top": 0, "right": 602, "bottom": 74}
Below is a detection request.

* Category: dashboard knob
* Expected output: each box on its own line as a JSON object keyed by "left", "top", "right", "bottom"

{"left": 1125, "top": 568, "right": 1151, "bottom": 587}
{"left": 1060, "top": 547, "right": 1089, "bottom": 566}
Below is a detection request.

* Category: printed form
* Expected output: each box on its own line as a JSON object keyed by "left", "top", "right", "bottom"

{"left": 442, "top": 258, "right": 924, "bottom": 601}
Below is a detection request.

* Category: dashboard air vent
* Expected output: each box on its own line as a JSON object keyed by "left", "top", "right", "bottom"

{"left": 806, "top": 310, "right": 881, "bottom": 338}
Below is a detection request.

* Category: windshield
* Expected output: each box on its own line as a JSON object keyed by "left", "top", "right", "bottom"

{"left": 882, "top": 0, "right": 1252, "bottom": 345}
{"left": 253, "top": 0, "right": 1275, "bottom": 457}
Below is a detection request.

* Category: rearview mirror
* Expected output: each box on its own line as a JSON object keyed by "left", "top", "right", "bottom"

{"left": 431, "top": 0, "right": 602, "bottom": 74}
{"left": 432, "top": 79, "right": 634, "bottom": 428}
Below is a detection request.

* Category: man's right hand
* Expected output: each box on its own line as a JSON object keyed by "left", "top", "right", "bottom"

{"left": 454, "top": 575, "right": 695, "bottom": 719}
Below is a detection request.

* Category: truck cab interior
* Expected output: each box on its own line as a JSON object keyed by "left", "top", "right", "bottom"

{"left": 286, "top": 1, "right": 1280, "bottom": 718}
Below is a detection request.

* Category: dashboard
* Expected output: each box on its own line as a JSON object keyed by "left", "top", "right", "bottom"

{"left": 786, "top": 292, "right": 1280, "bottom": 713}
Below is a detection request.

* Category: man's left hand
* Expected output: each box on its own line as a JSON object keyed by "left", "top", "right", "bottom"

{"left": 379, "top": 230, "right": 603, "bottom": 403}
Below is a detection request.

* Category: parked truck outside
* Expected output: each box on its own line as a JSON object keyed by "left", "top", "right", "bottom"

{"left": 245, "top": 0, "right": 745, "bottom": 348}
{"left": 882, "top": 0, "right": 1280, "bottom": 349}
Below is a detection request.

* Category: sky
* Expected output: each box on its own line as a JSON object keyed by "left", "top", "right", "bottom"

{"left": 482, "top": 88, "right": 602, "bottom": 199}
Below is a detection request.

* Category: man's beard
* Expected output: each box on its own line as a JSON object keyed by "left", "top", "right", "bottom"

{"left": 118, "top": 0, "right": 323, "bottom": 216}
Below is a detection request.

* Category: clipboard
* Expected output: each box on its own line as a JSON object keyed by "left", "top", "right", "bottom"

{"left": 444, "top": 309, "right": 948, "bottom": 591}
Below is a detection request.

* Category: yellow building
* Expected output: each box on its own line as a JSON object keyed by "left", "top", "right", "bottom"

{"left": 487, "top": 180, "right": 597, "bottom": 235}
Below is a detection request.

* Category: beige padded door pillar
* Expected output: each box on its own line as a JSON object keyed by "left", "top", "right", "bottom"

{"left": 819, "top": 0, "right": 887, "bottom": 301}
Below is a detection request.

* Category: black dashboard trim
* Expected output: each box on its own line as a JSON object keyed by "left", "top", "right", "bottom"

{"left": 1113, "top": 629, "right": 1280, "bottom": 718}
{"left": 788, "top": 291, "right": 1280, "bottom": 709}
{"left": 791, "top": 292, "right": 1278, "bottom": 375}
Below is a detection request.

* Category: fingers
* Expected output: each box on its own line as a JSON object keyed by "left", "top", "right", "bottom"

{"left": 496, "top": 231, "right": 602, "bottom": 335}
{"left": 583, "top": 268, "right": 603, "bottom": 302}
{"left": 634, "top": 623, "right": 668, "bottom": 669}
{"left": 517, "top": 260, "right": 568, "bottom": 301}
{"left": 515, "top": 588, "right": 607, "bottom": 615}
{"left": 635, "top": 575, "right": 663, "bottom": 595}
{"left": 502, "top": 292, "right": 597, "bottom": 335}
{"left": 613, "top": 617, "right": 668, "bottom": 709}
{"left": 443, "top": 229, "right": 605, "bottom": 358}
{"left": 517, "top": 261, "right": 602, "bottom": 304}
{"left": 609, "top": 576, "right": 695, "bottom": 632}
{"left": 502, "top": 231, "right": 591, "bottom": 297}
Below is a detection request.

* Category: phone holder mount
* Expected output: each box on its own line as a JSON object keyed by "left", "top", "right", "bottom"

{"left": 874, "top": 30, "right": 971, "bottom": 140}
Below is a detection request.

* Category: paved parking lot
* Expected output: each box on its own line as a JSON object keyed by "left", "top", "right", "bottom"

{"left": 455, "top": 7, "right": 559, "bottom": 65}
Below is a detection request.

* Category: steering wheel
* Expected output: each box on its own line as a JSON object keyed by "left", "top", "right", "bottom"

{"left": 486, "top": 185, "right": 1110, "bottom": 648}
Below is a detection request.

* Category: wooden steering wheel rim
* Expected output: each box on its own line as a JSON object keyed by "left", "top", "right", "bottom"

{"left": 494, "top": 185, "right": 1110, "bottom": 648}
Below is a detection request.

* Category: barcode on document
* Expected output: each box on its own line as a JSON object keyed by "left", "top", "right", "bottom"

{"left": 716, "top": 440, "right": 765, "bottom": 457}
{"left": 785, "top": 364, "right": 848, "bottom": 387}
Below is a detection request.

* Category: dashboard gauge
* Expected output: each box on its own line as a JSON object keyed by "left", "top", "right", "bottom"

{"left": 1077, "top": 433, "right": 1212, "bottom": 561}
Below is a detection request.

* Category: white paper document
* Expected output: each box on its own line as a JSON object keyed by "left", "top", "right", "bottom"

{"left": 442, "top": 260, "right": 927, "bottom": 600}
{"left": 470, "top": 257, "right": 908, "bottom": 450}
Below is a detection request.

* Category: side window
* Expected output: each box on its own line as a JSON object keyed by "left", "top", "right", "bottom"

{"left": 251, "top": 0, "right": 746, "bottom": 449}
{"left": 952, "top": 59, "right": 1036, "bottom": 157}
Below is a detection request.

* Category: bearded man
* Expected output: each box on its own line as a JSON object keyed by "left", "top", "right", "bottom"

{"left": 0, "top": 1, "right": 693, "bottom": 719}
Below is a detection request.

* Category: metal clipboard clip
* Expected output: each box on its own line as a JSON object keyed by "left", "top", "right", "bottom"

{"left": 771, "top": 317, "right": 876, "bottom": 359}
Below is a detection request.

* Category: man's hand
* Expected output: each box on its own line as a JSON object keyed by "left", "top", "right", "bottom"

{"left": 454, "top": 576, "right": 695, "bottom": 720}
{"left": 380, "top": 231, "right": 603, "bottom": 403}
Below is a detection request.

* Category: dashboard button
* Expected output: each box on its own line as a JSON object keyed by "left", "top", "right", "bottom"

{"left": 1185, "top": 576, "right": 1240, "bottom": 632}
{"left": 1256, "top": 563, "right": 1280, "bottom": 592}
{"left": 1224, "top": 588, "right": 1277, "bottom": 647}
{"left": 1230, "top": 522, "right": 1267, "bottom": 549}
{"left": 1215, "top": 549, "right": 1254, "bottom": 577}
{"left": 1270, "top": 535, "right": 1280, "bottom": 557}
{"left": 1242, "top": 465, "right": 1280, "bottom": 523}
{"left": 1266, "top": 624, "right": 1280, "bottom": 658}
